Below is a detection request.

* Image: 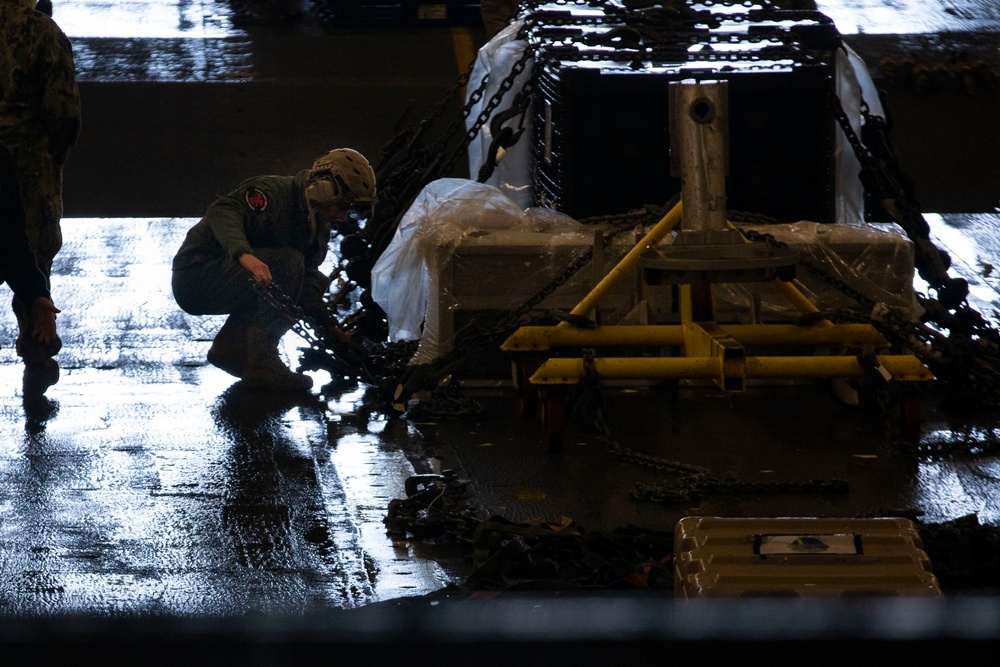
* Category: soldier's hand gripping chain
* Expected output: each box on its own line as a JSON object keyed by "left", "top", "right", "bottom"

{"left": 238, "top": 252, "right": 274, "bottom": 284}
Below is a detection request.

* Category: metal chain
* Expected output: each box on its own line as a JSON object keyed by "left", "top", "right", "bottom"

{"left": 339, "top": 0, "right": 831, "bottom": 374}
{"left": 366, "top": 40, "right": 537, "bottom": 266}
{"left": 503, "top": 206, "right": 670, "bottom": 328}
{"left": 440, "top": 41, "right": 536, "bottom": 179}
{"left": 374, "top": 57, "right": 475, "bottom": 176}
{"left": 731, "top": 222, "right": 1000, "bottom": 414}
{"left": 252, "top": 279, "right": 380, "bottom": 384}
{"left": 383, "top": 470, "right": 480, "bottom": 542}
{"left": 288, "top": 0, "right": 1000, "bottom": 429}
{"left": 423, "top": 59, "right": 477, "bottom": 160}
{"left": 829, "top": 91, "right": 981, "bottom": 321}
{"left": 393, "top": 208, "right": 661, "bottom": 412}
{"left": 315, "top": 37, "right": 542, "bottom": 353}
{"left": 578, "top": 350, "right": 849, "bottom": 503}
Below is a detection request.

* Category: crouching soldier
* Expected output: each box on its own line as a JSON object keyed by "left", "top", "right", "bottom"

{"left": 171, "top": 148, "right": 376, "bottom": 392}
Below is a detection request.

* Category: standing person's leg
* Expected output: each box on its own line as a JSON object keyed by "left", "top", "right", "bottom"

{"left": 8, "top": 144, "right": 64, "bottom": 393}
{"left": 10, "top": 145, "right": 63, "bottom": 285}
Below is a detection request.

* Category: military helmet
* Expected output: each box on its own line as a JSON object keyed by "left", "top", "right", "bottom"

{"left": 305, "top": 148, "right": 376, "bottom": 218}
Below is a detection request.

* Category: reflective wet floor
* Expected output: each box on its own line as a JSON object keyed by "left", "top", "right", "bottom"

{"left": 2, "top": 0, "right": 1000, "bottom": 655}
{"left": 6, "top": 213, "right": 1000, "bottom": 615}
{"left": 0, "top": 218, "right": 465, "bottom": 614}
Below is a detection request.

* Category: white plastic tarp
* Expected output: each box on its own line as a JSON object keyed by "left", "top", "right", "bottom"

{"left": 468, "top": 24, "right": 883, "bottom": 225}
{"left": 465, "top": 20, "right": 535, "bottom": 210}
{"left": 370, "top": 178, "right": 585, "bottom": 365}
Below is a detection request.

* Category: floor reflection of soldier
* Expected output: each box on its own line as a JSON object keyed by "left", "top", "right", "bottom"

{"left": 0, "top": 0, "right": 81, "bottom": 392}
{"left": 211, "top": 385, "right": 336, "bottom": 572}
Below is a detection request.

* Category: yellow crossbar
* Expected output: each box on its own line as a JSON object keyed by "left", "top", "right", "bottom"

{"left": 502, "top": 323, "right": 890, "bottom": 352}
{"left": 563, "top": 200, "right": 683, "bottom": 321}
{"left": 530, "top": 354, "right": 934, "bottom": 385}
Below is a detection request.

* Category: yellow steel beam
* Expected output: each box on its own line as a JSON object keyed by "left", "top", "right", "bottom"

{"left": 773, "top": 277, "right": 828, "bottom": 322}
{"left": 531, "top": 356, "right": 720, "bottom": 384}
{"left": 723, "top": 324, "right": 889, "bottom": 347}
{"left": 530, "top": 354, "right": 934, "bottom": 385}
{"left": 725, "top": 220, "right": 831, "bottom": 325}
{"left": 503, "top": 202, "right": 931, "bottom": 393}
{"left": 745, "top": 355, "right": 933, "bottom": 381}
{"left": 502, "top": 324, "right": 685, "bottom": 351}
{"left": 501, "top": 323, "right": 889, "bottom": 352}
{"left": 684, "top": 321, "right": 737, "bottom": 359}
{"left": 564, "top": 200, "right": 683, "bottom": 320}
{"left": 684, "top": 322, "right": 746, "bottom": 391}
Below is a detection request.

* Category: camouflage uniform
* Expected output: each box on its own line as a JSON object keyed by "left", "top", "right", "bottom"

{"left": 171, "top": 171, "right": 331, "bottom": 319}
{"left": 1, "top": 139, "right": 50, "bottom": 312}
{"left": 172, "top": 148, "right": 375, "bottom": 392}
{"left": 0, "top": 0, "right": 81, "bottom": 366}
{"left": 171, "top": 173, "right": 330, "bottom": 390}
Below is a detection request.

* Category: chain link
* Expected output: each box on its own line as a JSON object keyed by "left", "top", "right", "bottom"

{"left": 366, "top": 31, "right": 537, "bottom": 265}
{"left": 383, "top": 470, "right": 480, "bottom": 542}
{"left": 393, "top": 207, "right": 663, "bottom": 414}
{"left": 252, "top": 279, "right": 383, "bottom": 385}
{"left": 732, "top": 222, "right": 1000, "bottom": 414}
{"left": 577, "top": 350, "right": 850, "bottom": 503}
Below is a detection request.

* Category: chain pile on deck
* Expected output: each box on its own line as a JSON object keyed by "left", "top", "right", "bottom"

{"left": 383, "top": 474, "right": 1000, "bottom": 593}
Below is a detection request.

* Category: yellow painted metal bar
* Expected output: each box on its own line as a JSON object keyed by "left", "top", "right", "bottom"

{"left": 530, "top": 354, "right": 934, "bottom": 385}
{"left": 532, "top": 357, "right": 720, "bottom": 384}
{"left": 726, "top": 220, "right": 830, "bottom": 325}
{"left": 501, "top": 323, "right": 888, "bottom": 352}
{"left": 502, "top": 324, "right": 686, "bottom": 351}
{"left": 566, "top": 200, "right": 683, "bottom": 320}
{"left": 745, "top": 355, "right": 934, "bottom": 381}
{"left": 772, "top": 279, "right": 827, "bottom": 321}
{"left": 684, "top": 321, "right": 732, "bottom": 360}
{"left": 722, "top": 324, "right": 888, "bottom": 347}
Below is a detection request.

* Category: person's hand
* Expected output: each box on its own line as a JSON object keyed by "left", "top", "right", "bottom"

{"left": 30, "top": 296, "right": 60, "bottom": 345}
{"left": 239, "top": 253, "right": 272, "bottom": 283}
{"left": 332, "top": 326, "right": 354, "bottom": 344}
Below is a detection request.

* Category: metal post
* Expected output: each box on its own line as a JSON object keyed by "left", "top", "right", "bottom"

{"left": 670, "top": 79, "right": 729, "bottom": 235}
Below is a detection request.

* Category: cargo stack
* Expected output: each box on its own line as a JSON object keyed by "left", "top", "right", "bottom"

{"left": 523, "top": 1, "right": 844, "bottom": 222}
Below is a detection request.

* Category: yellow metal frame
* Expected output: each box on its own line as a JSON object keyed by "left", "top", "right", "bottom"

{"left": 501, "top": 200, "right": 935, "bottom": 392}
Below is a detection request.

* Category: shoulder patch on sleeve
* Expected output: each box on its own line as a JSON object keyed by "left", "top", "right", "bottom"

{"left": 245, "top": 187, "right": 268, "bottom": 212}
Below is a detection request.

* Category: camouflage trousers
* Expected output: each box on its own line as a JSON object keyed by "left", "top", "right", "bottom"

{"left": 2, "top": 140, "right": 64, "bottom": 279}
{"left": 172, "top": 246, "right": 306, "bottom": 335}
{"left": 2, "top": 139, "right": 66, "bottom": 364}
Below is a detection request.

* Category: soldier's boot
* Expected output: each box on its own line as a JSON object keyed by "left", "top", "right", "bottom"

{"left": 23, "top": 359, "right": 60, "bottom": 396}
{"left": 13, "top": 295, "right": 62, "bottom": 395}
{"left": 241, "top": 325, "right": 312, "bottom": 392}
{"left": 207, "top": 313, "right": 249, "bottom": 378}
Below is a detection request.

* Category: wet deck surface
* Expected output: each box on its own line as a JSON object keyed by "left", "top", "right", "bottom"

{"left": 2, "top": 0, "right": 1000, "bottom": 640}
{"left": 0, "top": 219, "right": 458, "bottom": 613}
{"left": 4, "top": 214, "right": 1000, "bottom": 615}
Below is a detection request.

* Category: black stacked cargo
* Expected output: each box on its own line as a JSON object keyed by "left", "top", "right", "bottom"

{"left": 525, "top": 1, "right": 844, "bottom": 223}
